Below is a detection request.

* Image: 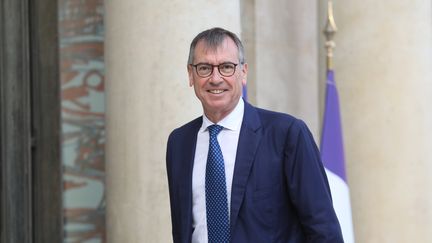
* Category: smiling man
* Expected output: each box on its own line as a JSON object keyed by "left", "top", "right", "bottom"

{"left": 187, "top": 31, "right": 247, "bottom": 124}
{"left": 166, "top": 27, "right": 344, "bottom": 243}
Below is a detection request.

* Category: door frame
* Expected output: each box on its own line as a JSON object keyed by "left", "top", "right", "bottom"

{"left": 0, "top": 0, "right": 62, "bottom": 242}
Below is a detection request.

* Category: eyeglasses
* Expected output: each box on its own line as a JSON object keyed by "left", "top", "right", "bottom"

{"left": 190, "top": 62, "right": 239, "bottom": 78}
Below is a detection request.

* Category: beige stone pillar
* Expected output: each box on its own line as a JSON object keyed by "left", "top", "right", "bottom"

{"left": 322, "top": 1, "right": 432, "bottom": 242}
{"left": 243, "top": 0, "right": 320, "bottom": 137}
{"left": 105, "top": 1, "right": 241, "bottom": 242}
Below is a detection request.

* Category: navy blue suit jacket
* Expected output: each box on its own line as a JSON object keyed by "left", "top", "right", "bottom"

{"left": 166, "top": 101, "right": 343, "bottom": 243}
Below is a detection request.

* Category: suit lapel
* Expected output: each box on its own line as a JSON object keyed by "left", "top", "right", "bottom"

{"left": 178, "top": 117, "right": 202, "bottom": 242}
{"left": 230, "top": 102, "right": 262, "bottom": 233}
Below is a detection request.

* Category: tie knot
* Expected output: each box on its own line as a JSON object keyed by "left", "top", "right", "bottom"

{"left": 208, "top": 124, "right": 224, "bottom": 137}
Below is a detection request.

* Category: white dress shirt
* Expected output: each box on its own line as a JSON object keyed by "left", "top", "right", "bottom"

{"left": 191, "top": 98, "right": 244, "bottom": 243}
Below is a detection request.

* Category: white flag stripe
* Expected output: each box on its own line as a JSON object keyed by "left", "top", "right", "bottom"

{"left": 325, "top": 168, "right": 355, "bottom": 243}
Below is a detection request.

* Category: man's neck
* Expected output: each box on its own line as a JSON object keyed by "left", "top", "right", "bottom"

{"left": 203, "top": 98, "right": 243, "bottom": 124}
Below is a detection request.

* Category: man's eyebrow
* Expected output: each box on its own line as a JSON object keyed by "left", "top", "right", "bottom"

{"left": 194, "top": 61, "right": 236, "bottom": 65}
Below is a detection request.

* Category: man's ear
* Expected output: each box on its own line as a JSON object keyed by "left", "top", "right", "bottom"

{"left": 187, "top": 65, "right": 194, "bottom": 87}
{"left": 241, "top": 63, "right": 248, "bottom": 86}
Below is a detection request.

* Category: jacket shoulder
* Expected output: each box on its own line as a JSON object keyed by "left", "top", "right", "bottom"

{"left": 168, "top": 116, "right": 202, "bottom": 142}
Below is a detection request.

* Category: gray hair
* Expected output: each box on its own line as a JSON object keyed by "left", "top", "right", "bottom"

{"left": 187, "top": 27, "right": 245, "bottom": 65}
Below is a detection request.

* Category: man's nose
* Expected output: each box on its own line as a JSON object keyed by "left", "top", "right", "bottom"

{"left": 209, "top": 66, "right": 223, "bottom": 81}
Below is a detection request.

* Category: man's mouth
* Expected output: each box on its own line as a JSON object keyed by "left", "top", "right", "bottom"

{"left": 208, "top": 89, "right": 226, "bottom": 94}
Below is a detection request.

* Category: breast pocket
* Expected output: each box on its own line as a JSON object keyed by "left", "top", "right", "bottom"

{"left": 251, "top": 184, "right": 281, "bottom": 229}
{"left": 253, "top": 186, "right": 277, "bottom": 201}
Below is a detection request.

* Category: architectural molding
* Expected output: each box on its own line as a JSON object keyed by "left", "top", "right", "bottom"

{"left": 0, "top": 0, "right": 62, "bottom": 242}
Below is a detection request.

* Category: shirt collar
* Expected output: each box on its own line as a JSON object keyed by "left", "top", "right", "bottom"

{"left": 201, "top": 98, "right": 244, "bottom": 132}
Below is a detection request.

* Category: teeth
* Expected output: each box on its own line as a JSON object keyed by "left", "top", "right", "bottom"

{"left": 209, "top": 90, "right": 224, "bottom": 94}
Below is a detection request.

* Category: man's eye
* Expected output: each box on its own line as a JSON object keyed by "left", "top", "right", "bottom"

{"left": 198, "top": 65, "right": 211, "bottom": 71}
{"left": 220, "top": 64, "right": 234, "bottom": 71}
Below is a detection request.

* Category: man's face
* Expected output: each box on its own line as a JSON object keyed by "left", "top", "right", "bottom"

{"left": 188, "top": 37, "right": 247, "bottom": 122}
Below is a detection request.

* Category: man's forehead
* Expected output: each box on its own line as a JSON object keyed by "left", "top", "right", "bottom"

{"left": 194, "top": 38, "right": 238, "bottom": 57}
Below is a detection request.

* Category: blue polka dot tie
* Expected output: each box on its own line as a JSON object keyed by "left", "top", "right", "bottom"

{"left": 206, "top": 125, "right": 230, "bottom": 243}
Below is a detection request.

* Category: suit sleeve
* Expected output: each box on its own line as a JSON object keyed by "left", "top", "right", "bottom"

{"left": 166, "top": 131, "right": 181, "bottom": 243}
{"left": 284, "top": 119, "right": 344, "bottom": 243}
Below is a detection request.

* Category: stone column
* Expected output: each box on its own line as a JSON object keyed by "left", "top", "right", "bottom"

{"left": 105, "top": 1, "right": 241, "bottom": 242}
{"left": 243, "top": 0, "right": 320, "bottom": 137}
{"left": 322, "top": 1, "right": 432, "bottom": 242}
